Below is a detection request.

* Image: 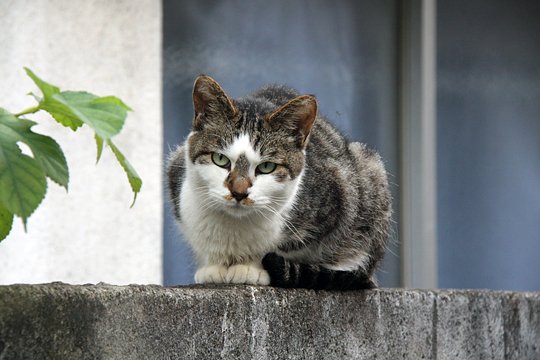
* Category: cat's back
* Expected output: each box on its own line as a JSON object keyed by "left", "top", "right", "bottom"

{"left": 251, "top": 85, "right": 352, "bottom": 157}
{"left": 283, "top": 106, "right": 391, "bottom": 272}
{"left": 251, "top": 83, "right": 382, "bottom": 180}
{"left": 249, "top": 84, "right": 302, "bottom": 107}
{"left": 299, "top": 115, "right": 386, "bottom": 213}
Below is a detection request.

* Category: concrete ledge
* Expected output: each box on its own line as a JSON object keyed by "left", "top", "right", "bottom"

{"left": 0, "top": 284, "right": 538, "bottom": 359}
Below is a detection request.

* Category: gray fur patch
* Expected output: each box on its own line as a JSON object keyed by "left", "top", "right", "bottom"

{"left": 166, "top": 145, "right": 185, "bottom": 221}
{"left": 166, "top": 80, "right": 392, "bottom": 286}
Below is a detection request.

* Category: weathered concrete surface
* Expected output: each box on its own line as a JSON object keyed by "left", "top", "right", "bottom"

{"left": 0, "top": 284, "right": 538, "bottom": 359}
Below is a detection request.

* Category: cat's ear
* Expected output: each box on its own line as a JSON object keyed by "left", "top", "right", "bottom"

{"left": 192, "top": 75, "right": 238, "bottom": 130}
{"left": 266, "top": 95, "right": 317, "bottom": 148}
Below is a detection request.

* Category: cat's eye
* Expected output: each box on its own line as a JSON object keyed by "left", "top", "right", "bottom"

{"left": 211, "top": 153, "right": 230, "bottom": 168}
{"left": 256, "top": 162, "right": 277, "bottom": 174}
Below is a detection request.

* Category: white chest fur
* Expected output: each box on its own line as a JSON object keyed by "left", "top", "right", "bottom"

{"left": 177, "top": 133, "right": 302, "bottom": 267}
{"left": 179, "top": 176, "right": 284, "bottom": 266}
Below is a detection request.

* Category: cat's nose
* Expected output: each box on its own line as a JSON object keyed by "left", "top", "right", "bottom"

{"left": 227, "top": 175, "right": 252, "bottom": 202}
{"left": 231, "top": 191, "right": 248, "bottom": 202}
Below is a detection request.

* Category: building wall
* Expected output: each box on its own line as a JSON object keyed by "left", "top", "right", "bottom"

{"left": 0, "top": 0, "right": 163, "bottom": 284}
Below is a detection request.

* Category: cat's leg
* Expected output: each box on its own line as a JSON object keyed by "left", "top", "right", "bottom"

{"left": 225, "top": 261, "right": 270, "bottom": 285}
{"left": 194, "top": 264, "right": 228, "bottom": 284}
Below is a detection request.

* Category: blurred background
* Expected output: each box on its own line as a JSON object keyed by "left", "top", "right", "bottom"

{"left": 1, "top": 0, "right": 538, "bottom": 291}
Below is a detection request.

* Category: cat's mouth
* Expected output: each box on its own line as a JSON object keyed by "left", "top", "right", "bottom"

{"left": 223, "top": 194, "right": 255, "bottom": 206}
{"left": 222, "top": 194, "right": 256, "bottom": 216}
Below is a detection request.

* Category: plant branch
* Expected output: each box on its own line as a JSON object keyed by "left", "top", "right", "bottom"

{"left": 15, "top": 105, "right": 40, "bottom": 117}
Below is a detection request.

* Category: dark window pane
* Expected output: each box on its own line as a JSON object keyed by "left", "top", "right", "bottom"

{"left": 437, "top": 0, "right": 540, "bottom": 291}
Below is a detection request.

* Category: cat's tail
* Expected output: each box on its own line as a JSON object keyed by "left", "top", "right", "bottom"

{"left": 262, "top": 253, "right": 376, "bottom": 290}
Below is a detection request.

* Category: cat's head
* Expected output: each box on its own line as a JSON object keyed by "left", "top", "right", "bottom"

{"left": 185, "top": 75, "right": 317, "bottom": 218}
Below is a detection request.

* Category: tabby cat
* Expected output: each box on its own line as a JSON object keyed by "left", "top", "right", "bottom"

{"left": 167, "top": 75, "right": 391, "bottom": 290}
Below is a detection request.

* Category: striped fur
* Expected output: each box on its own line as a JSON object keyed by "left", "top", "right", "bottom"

{"left": 262, "top": 253, "right": 376, "bottom": 290}
{"left": 167, "top": 75, "right": 392, "bottom": 290}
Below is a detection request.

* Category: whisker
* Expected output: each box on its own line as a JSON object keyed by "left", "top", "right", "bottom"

{"left": 198, "top": 197, "right": 222, "bottom": 215}
{"left": 263, "top": 205, "right": 305, "bottom": 245}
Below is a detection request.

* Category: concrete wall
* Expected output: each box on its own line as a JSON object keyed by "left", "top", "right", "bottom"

{"left": 0, "top": 1, "right": 162, "bottom": 284}
{"left": 0, "top": 284, "right": 538, "bottom": 359}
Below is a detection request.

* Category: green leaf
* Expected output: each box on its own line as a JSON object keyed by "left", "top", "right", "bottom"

{"left": 25, "top": 69, "right": 83, "bottom": 130}
{"left": 94, "top": 96, "right": 132, "bottom": 111}
{"left": 19, "top": 67, "right": 140, "bottom": 217}
{"left": 0, "top": 110, "right": 48, "bottom": 221}
{"left": 25, "top": 69, "right": 130, "bottom": 138}
{"left": 40, "top": 91, "right": 128, "bottom": 138}
{"left": 0, "top": 108, "right": 69, "bottom": 189}
{"left": 42, "top": 102, "right": 84, "bottom": 131}
{"left": 95, "top": 134, "right": 104, "bottom": 164}
{"left": 47, "top": 91, "right": 128, "bottom": 139}
{"left": 0, "top": 151, "right": 46, "bottom": 225}
{"left": 0, "top": 203, "right": 13, "bottom": 241}
{"left": 24, "top": 67, "right": 60, "bottom": 99}
{"left": 24, "top": 131, "right": 69, "bottom": 189}
{"left": 107, "top": 140, "right": 142, "bottom": 207}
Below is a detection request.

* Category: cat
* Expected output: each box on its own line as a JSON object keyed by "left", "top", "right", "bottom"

{"left": 167, "top": 75, "right": 391, "bottom": 290}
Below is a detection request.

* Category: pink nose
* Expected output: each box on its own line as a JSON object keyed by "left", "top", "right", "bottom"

{"left": 227, "top": 176, "right": 251, "bottom": 202}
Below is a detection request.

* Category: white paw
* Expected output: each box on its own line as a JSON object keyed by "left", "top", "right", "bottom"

{"left": 225, "top": 263, "right": 270, "bottom": 285}
{"left": 194, "top": 265, "right": 228, "bottom": 284}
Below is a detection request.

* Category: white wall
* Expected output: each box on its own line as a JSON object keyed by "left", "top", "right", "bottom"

{"left": 0, "top": 0, "right": 163, "bottom": 284}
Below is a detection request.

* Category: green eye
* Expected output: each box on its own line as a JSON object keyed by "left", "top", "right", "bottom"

{"left": 211, "top": 153, "right": 230, "bottom": 168}
{"left": 256, "top": 162, "right": 277, "bottom": 174}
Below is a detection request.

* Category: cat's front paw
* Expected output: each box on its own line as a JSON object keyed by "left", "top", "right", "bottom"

{"left": 225, "top": 263, "right": 270, "bottom": 286}
{"left": 194, "top": 265, "right": 228, "bottom": 284}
